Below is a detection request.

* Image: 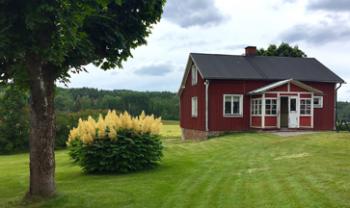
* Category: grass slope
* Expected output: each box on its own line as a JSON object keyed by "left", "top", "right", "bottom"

{"left": 0, "top": 124, "right": 349, "bottom": 208}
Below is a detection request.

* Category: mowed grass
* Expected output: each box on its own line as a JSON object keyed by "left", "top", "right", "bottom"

{"left": 160, "top": 120, "right": 182, "bottom": 139}
{"left": 0, "top": 123, "right": 350, "bottom": 208}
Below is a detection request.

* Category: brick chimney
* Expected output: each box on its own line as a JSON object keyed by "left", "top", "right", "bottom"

{"left": 245, "top": 46, "right": 257, "bottom": 56}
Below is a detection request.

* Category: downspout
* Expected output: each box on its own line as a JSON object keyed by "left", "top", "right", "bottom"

{"left": 204, "top": 80, "right": 210, "bottom": 132}
{"left": 334, "top": 83, "right": 343, "bottom": 130}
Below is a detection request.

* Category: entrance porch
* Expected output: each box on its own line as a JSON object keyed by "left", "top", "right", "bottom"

{"left": 249, "top": 79, "right": 323, "bottom": 130}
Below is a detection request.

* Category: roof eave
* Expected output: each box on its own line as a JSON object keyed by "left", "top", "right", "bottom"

{"left": 248, "top": 79, "right": 324, "bottom": 95}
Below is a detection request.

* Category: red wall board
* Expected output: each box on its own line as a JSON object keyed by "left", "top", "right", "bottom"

{"left": 290, "top": 83, "right": 307, "bottom": 92}
{"left": 180, "top": 69, "right": 206, "bottom": 131}
{"left": 269, "top": 84, "right": 288, "bottom": 92}
{"left": 300, "top": 116, "right": 311, "bottom": 127}
{"left": 251, "top": 116, "right": 262, "bottom": 127}
{"left": 300, "top": 94, "right": 312, "bottom": 98}
{"left": 265, "top": 93, "right": 278, "bottom": 97}
{"left": 265, "top": 116, "right": 277, "bottom": 127}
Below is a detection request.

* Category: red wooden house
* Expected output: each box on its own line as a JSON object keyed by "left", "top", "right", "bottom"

{"left": 179, "top": 46, "right": 344, "bottom": 140}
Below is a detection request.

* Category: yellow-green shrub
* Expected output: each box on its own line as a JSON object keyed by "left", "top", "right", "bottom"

{"left": 67, "top": 110, "right": 162, "bottom": 145}
{"left": 67, "top": 111, "right": 163, "bottom": 173}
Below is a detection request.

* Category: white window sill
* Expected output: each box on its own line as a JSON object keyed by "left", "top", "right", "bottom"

{"left": 224, "top": 114, "right": 243, "bottom": 118}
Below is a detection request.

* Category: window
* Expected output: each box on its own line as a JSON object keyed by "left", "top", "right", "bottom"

{"left": 251, "top": 99, "right": 262, "bottom": 115}
{"left": 314, "top": 96, "right": 323, "bottom": 108}
{"left": 191, "top": 65, "right": 197, "bottom": 85}
{"left": 290, "top": 98, "right": 297, "bottom": 112}
{"left": 191, "top": 97, "right": 198, "bottom": 117}
{"left": 300, "top": 99, "right": 311, "bottom": 115}
{"left": 223, "top": 94, "right": 243, "bottom": 117}
{"left": 265, "top": 99, "right": 277, "bottom": 115}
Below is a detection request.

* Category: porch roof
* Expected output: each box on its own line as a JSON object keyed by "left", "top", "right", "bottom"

{"left": 248, "top": 79, "right": 323, "bottom": 95}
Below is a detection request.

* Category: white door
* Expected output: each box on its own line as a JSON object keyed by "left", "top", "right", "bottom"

{"left": 288, "top": 97, "right": 299, "bottom": 128}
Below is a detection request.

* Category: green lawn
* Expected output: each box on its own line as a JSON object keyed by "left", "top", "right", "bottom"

{"left": 1, "top": 124, "right": 350, "bottom": 208}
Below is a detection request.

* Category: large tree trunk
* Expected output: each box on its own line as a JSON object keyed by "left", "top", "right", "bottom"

{"left": 25, "top": 57, "right": 56, "bottom": 198}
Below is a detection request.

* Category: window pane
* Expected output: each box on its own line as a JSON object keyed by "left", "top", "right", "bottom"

{"left": 290, "top": 99, "right": 296, "bottom": 111}
{"left": 252, "top": 99, "right": 260, "bottom": 115}
{"left": 233, "top": 101, "right": 240, "bottom": 114}
{"left": 225, "top": 101, "right": 231, "bottom": 114}
{"left": 272, "top": 104, "right": 277, "bottom": 111}
{"left": 191, "top": 66, "right": 197, "bottom": 84}
{"left": 300, "top": 99, "right": 311, "bottom": 115}
{"left": 192, "top": 97, "right": 197, "bottom": 117}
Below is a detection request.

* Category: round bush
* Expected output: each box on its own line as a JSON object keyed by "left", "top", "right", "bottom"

{"left": 67, "top": 110, "right": 163, "bottom": 173}
{"left": 69, "top": 131, "right": 163, "bottom": 173}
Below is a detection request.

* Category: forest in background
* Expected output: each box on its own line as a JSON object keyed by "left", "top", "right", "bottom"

{"left": 55, "top": 87, "right": 179, "bottom": 120}
{"left": 55, "top": 87, "right": 350, "bottom": 121}
{"left": 0, "top": 85, "right": 350, "bottom": 153}
{"left": 0, "top": 86, "right": 179, "bottom": 153}
{"left": 337, "top": 101, "right": 350, "bottom": 121}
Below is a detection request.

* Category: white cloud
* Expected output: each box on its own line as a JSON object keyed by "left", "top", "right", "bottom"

{"left": 163, "top": 0, "right": 226, "bottom": 28}
{"left": 59, "top": 0, "right": 350, "bottom": 101}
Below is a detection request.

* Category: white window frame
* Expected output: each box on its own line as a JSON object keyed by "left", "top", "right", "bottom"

{"left": 191, "top": 65, "right": 198, "bottom": 85}
{"left": 223, "top": 94, "right": 243, "bottom": 117}
{"left": 300, "top": 98, "right": 312, "bottom": 115}
{"left": 265, "top": 98, "right": 277, "bottom": 116}
{"left": 251, "top": 98, "right": 262, "bottom": 116}
{"left": 313, "top": 96, "right": 323, "bottom": 108}
{"left": 191, "top": 97, "right": 198, "bottom": 118}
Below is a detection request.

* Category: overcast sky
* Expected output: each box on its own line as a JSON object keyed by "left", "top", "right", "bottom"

{"left": 60, "top": 0, "right": 350, "bottom": 101}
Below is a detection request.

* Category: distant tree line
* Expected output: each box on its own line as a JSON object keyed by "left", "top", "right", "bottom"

{"left": 337, "top": 101, "right": 350, "bottom": 121}
{"left": 55, "top": 87, "right": 179, "bottom": 120}
{"left": 1, "top": 85, "right": 350, "bottom": 154}
{"left": 0, "top": 86, "right": 179, "bottom": 154}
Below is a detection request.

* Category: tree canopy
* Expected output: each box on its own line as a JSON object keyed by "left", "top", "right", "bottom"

{"left": 0, "top": 0, "right": 165, "bottom": 198}
{"left": 0, "top": 0, "right": 165, "bottom": 85}
{"left": 256, "top": 43, "right": 307, "bottom": 58}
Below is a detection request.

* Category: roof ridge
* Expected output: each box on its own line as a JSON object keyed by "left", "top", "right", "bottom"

{"left": 190, "top": 52, "right": 316, "bottom": 59}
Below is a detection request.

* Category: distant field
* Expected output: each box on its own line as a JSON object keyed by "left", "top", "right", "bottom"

{"left": 160, "top": 120, "right": 181, "bottom": 138}
{"left": 0, "top": 124, "right": 350, "bottom": 208}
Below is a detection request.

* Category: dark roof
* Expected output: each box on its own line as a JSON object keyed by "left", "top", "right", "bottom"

{"left": 190, "top": 53, "right": 344, "bottom": 83}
